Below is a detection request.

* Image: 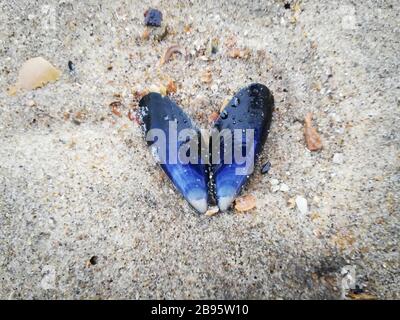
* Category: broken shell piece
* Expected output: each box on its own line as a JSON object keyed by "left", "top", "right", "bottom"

{"left": 200, "top": 70, "right": 212, "bottom": 84}
{"left": 304, "top": 112, "right": 322, "bottom": 151}
{"left": 160, "top": 45, "right": 183, "bottom": 65}
{"left": 9, "top": 57, "right": 61, "bottom": 94}
{"left": 142, "top": 27, "right": 150, "bottom": 40}
{"left": 228, "top": 48, "right": 250, "bottom": 59}
{"left": 26, "top": 100, "right": 36, "bottom": 107}
{"left": 295, "top": 196, "right": 308, "bottom": 215}
{"left": 205, "top": 206, "right": 219, "bottom": 217}
{"left": 109, "top": 101, "right": 123, "bottom": 117}
{"left": 166, "top": 79, "right": 177, "bottom": 94}
{"left": 234, "top": 195, "right": 256, "bottom": 212}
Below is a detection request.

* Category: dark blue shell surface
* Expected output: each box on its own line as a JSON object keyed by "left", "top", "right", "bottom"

{"left": 211, "top": 83, "right": 274, "bottom": 211}
{"left": 138, "top": 93, "right": 208, "bottom": 214}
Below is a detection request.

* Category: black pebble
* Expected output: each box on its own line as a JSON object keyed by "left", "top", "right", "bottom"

{"left": 89, "top": 256, "right": 98, "bottom": 265}
{"left": 68, "top": 60, "right": 75, "bottom": 72}
{"left": 144, "top": 8, "right": 163, "bottom": 27}
{"left": 261, "top": 161, "right": 271, "bottom": 174}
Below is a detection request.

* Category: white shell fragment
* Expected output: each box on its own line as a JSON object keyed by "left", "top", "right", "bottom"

{"left": 9, "top": 57, "right": 61, "bottom": 94}
{"left": 295, "top": 196, "right": 308, "bottom": 215}
{"left": 333, "top": 153, "right": 344, "bottom": 164}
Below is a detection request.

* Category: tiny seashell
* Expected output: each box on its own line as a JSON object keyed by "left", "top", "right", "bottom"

{"left": 9, "top": 57, "right": 61, "bottom": 94}
{"left": 235, "top": 195, "right": 256, "bottom": 212}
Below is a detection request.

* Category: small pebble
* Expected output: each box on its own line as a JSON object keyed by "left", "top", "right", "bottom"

{"left": 68, "top": 60, "right": 75, "bottom": 73}
{"left": 261, "top": 161, "right": 271, "bottom": 174}
{"left": 279, "top": 183, "right": 290, "bottom": 192}
{"left": 295, "top": 196, "right": 308, "bottom": 215}
{"left": 271, "top": 185, "right": 280, "bottom": 193}
{"left": 205, "top": 206, "right": 219, "bottom": 217}
{"left": 235, "top": 195, "right": 256, "bottom": 212}
{"left": 26, "top": 100, "right": 36, "bottom": 107}
{"left": 270, "top": 178, "right": 279, "bottom": 185}
{"left": 144, "top": 8, "right": 162, "bottom": 27}
{"left": 333, "top": 153, "right": 344, "bottom": 164}
{"left": 89, "top": 256, "right": 98, "bottom": 265}
{"left": 287, "top": 198, "right": 296, "bottom": 209}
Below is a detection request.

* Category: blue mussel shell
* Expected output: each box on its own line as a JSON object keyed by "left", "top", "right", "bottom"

{"left": 211, "top": 83, "right": 273, "bottom": 211}
{"left": 139, "top": 93, "right": 209, "bottom": 213}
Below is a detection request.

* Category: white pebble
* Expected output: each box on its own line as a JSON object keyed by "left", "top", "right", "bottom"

{"left": 333, "top": 153, "right": 344, "bottom": 164}
{"left": 279, "top": 183, "right": 290, "bottom": 192}
{"left": 270, "top": 178, "right": 279, "bottom": 185}
{"left": 271, "top": 185, "right": 280, "bottom": 193}
{"left": 295, "top": 196, "right": 308, "bottom": 215}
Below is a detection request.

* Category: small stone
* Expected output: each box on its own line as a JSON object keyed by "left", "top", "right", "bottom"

{"left": 144, "top": 8, "right": 162, "bottom": 27}
{"left": 205, "top": 206, "right": 219, "bottom": 217}
{"left": 271, "top": 185, "right": 280, "bottom": 193}
{"left": 261, "top": 161, "right": 271, "bottom": 174}
{"left": 200, "top": 70, "right": 212, "bottom": 84}
{"left": 333, "top": 153, "right": 344, "bottom": 164}
{"left": 166, "top": 79, "right": 177, "bottom": 94}
{"left": 270, "top": 178, "right": 279, "bottom": 186}
{"left": 89, "top": 256, "right": 98, "bottom": 265}
{"left": 287, "top": 198, "right": 296, "bottom": 209}
{"left": 295, "top": 196, "right": 308, "bottom": 215}
{"left": 235, "top": 195, "right": 256, "bottom": 212}
{"left": 207, "top": 37, "right": 219, "bottom": 55}
{"left": 26, "top": 100, "right": 36, "bottom": 107}
{"left": 68, "top": 60, "right": 75, "bottom": 73}
{"left": 228, "top": 48, "right": 250, "bottom": 59}
{"left": 279, "top": 183, "right": 290, "bottom": 192}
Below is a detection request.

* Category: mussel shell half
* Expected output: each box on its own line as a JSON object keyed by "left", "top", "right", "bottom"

{"left": 211, "top": 83, "right": 274, "bottom": 211}
{"left": 139, "top": 93, "right": 209, "bottom": 214}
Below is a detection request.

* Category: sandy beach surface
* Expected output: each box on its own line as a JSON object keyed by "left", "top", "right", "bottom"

{"left": 0, "top": 0, "right": 399, "bottom": 299}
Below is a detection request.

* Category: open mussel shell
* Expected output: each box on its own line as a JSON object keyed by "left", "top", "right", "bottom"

{"left": 138, "top": 93, "right": 209, "bottom": 214}
{"left": 211, "top": 83, "right": 274, "bottom": 211}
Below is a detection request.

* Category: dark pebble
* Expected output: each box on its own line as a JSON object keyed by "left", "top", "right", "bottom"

{"left": 261, "top": 161, "right": 271, "bottom": 174}
{"left": 144, "top": 8, "right": 162, "bottom": 27}
{"left": 89, "top": 256, "right": 98, "bottom": 265}
{"left": 68, "top": 60, "right": 75, "bottom": 72}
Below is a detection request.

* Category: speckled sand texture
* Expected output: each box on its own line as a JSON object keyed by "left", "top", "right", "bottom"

{"left": 0, "top": 0, "right": 399, "bottom": 299}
